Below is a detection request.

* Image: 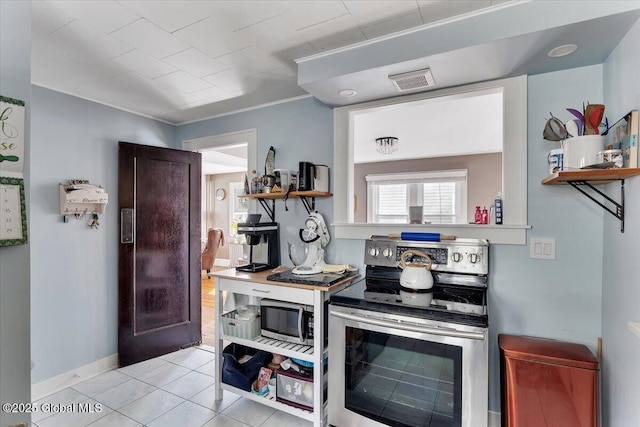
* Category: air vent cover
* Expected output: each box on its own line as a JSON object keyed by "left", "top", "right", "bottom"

{"left": 389, "top": 68, "right": 435, "bottom": 92}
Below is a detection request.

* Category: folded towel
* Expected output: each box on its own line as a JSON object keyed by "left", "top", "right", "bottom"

{"left": 322, "top": 264, "right": 357, "bottom": 274}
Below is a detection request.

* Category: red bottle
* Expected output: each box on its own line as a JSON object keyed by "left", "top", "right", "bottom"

{"left": 481, "top": 206, "right": 489, "bottom": 224}
{"left": 474, "top": 206, "right": 482, "bottom": 224}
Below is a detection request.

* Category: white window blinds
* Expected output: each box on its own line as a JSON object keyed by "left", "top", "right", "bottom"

{"left": 366, "top": 170, "right": 467, "bottom": 224}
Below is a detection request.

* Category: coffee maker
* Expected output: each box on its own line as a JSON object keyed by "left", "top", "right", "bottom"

{"left": 235, "top": 221, "right": 280, "bottom": 273}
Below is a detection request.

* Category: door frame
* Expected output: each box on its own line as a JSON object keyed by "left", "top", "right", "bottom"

{"left": 182, "top": 129, "right": 259, "bottom": 240}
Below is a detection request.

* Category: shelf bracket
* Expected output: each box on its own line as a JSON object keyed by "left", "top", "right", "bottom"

{"left": 256, "top": 198, "right": 276, "bottom": 222}
{"left": 568, "top": 179, "right": 625, "bottom": 232}
{"left": 299, "top": 196, "right": 315, "bottom": 214}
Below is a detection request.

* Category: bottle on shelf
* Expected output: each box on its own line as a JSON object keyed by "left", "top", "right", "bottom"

{"left": 474, "top": 206, "right": 482, "bottom": 224}
{"left": 495, "top": 191, "right": 503, "bottom": 224}
{"left": 481, "top": 206, "right": 489, "bottom": 224}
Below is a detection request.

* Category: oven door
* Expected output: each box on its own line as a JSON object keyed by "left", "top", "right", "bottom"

{"left": 328, "top": 305, "right": 488, "bottom": 427}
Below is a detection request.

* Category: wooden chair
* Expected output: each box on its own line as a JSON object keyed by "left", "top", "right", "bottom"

{"left": 201, "top": 228, "right": 225, "bottom": 273}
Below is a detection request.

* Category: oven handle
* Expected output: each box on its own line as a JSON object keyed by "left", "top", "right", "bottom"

{"left": 298, "top": 307, "right": 305, "bottom": 343}
{"left": 331, "top": 310, "right": 486, "bottom": 340}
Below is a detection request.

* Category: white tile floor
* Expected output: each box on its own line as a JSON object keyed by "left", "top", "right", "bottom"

{"left": 31, "top": 346, "right": 312, "bottom": 427}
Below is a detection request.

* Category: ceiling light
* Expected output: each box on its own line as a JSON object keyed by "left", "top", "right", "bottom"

{"left": 548, "top": 44, "right": 578, "bottom": 58}
{"left": 389, "top": 68, "right": 435, "bottom": 92}
{"left": 375, "top": 137, "right": 398, "bottom": 155}
{"left": 338, "top": 88, "right": 357, "bottom": 97}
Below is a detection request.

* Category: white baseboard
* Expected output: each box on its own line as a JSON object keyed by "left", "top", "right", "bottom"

{"left": 31, "top": 353, "right": 118, "bottom": 401}
{"left": 489, "top": 410, "right": 501, "bottom": 427}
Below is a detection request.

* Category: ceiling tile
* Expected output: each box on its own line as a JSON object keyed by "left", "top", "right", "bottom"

{"left": 216, "top": 47, "right": 282, "bottom": 75}
{"left": 111, "top": 71, "right": 169, "bottom": 93}
{"left": 278, "top": 1, "right": 350, "bottom": 30}
{"left": 111, "top": 18, "right": 190, "bottom": 59}
{"left": 173, "top": 17, "right": 252, "bottom": 58}
{"left": 163, "top": 48, "right": 228, "bottom": 77}
{"left": 344, "top": 1, "right": 421, "bottom": 27}
{"left": 49, "top": 0, "right": 140, "bottom": 34}
{"left": 417, "top": 0, "right": 492, "bottom": 24}
{"left": 191, "top": 86, "right": 235, "bottom": 103}
{"left": 155, "top": 70, "right": 212, "bottom": 93}
{"left": 309, "top": 27, "right": 367, "bottom": 52}
{"left": 203, "top": 69, "right": 261, "bottom": 94}
{"left": 118, "top": 0, "right": 213, "bottom": 33}
{"left": 296, "top": 13, "right": 361, "bottom": 42}
{"left": 112, "top": 49, "right": 178, "bottom": 78}
{"left": 32, "top": 1, "right": 74, "bottom": 36}
{"left": 232, "top": 15, "right": 306, "bottom": 53}
{"left": 361, "top": 12, "right": 425, "bottom": 39}
{"left": 45, "top": 20, "right": 134, "bottom": 61}
{"left": 208, "top": 1, "right": 281, "bottom": 32}
{"left": 150, "top": 86, "right": 203, "bottom": 107}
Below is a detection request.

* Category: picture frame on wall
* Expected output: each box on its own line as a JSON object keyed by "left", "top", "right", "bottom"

{"left": 609, "top": 110, "right": 639, "bottom": 168}
{"left": 0, "top": 176, "right": 28, "bottom": 246}
{"left": 0, "top": 95, "right": 26, "bottom": 177}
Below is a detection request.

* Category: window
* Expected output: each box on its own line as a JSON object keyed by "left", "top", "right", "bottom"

{"left": 367, "top": 170, "right": 467, "bottom": 224}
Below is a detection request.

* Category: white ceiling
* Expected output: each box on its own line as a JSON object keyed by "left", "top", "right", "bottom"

{"left": 31, "top": 0, "right": 508, "bottom": 125}
{"left": 31, "top": 1, "right": 640, "bottom": 126}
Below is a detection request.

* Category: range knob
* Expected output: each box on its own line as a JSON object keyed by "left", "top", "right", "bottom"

{"left": 382, "top": 248, "right": 393, "bottom": 258}
{"left": 452, "top": 252, "right": 462, "bottom": 262}
{"left": 368, "top": 247, "right": 380, "bottom": 257}
{"left": 469, "top": 253, "right": 480, "bottom": 264}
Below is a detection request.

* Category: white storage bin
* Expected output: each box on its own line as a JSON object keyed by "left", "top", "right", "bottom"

{"left": 221, "top": 308, "right": 260, "bottom": 339}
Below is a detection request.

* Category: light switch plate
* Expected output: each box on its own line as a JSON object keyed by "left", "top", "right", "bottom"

{"left": 530, "top": 237, "right": 556, "bottom": 260}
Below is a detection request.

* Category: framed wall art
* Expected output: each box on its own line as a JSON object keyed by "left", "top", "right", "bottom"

{"left": 0, "top": 95, "right": 25, "bottom": 177}
{"left": 0, "top": 176, "right": 28, "bottom": 246}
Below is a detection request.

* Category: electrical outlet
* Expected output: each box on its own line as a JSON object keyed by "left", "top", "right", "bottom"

{"left": 530, "top": 237, "right": 556, "bottom": 260}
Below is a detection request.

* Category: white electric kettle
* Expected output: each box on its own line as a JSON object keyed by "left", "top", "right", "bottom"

{"left": 399, "top": 250, "right": 433, "bottom": 290}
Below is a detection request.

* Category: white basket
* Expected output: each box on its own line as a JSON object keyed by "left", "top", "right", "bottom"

{"left": 221, "top": 310, "right": 261, "bottom": 339}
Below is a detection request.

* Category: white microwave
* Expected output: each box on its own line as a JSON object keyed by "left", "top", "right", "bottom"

{"left": 260, "top": 300, "right": 315, "bottom": 346}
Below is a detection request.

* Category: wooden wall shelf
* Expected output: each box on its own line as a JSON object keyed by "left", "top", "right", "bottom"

{"left": 541, "top": 168, "right": 640, "bottom": 185}
{"left": 240, "top": 190, "right": 332, "bottom": 221}
{"left": 541, "top": 168, "right": 640, "bottom": 233}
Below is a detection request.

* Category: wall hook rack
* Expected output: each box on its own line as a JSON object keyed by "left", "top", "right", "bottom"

{"left": 59, "top": 179, "right": 108, "bottom": 228}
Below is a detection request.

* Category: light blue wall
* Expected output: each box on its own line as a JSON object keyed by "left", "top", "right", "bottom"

{"left": 489, "top": 65, "right": 605, "bottom": 411}
{"left": 176, "top": 97, "right": 361, "bottom": 266}
{"left": 0, "top": 1, "right": 32, "bottom": 426}
{"left": 30, "top": 86, "right": 175, "bottom": 383}
{"left": 602, "top": 19, "right": 640, "bottom": 427}
{"left": 178, "top": 66, "right": 606, "bottom": 412}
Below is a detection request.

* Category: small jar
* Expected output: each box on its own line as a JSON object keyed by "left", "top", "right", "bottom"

{"left": 596, "top": 149, "right": 623, "bottom": 168}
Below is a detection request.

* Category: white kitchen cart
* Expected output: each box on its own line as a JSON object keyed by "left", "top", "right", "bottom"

{"left": 212, "top": 269, "right": 357, "bottom": 427}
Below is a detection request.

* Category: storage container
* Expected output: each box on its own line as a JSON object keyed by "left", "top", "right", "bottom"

{"left": 563, "top": 135, "right": 605, "bottom": 169}
{"left": 276, "top": 367, "right": 325, "bottom": 411}
{"left": 499, "top": 334, "right": 599, "bottom": 427}
{"left": 221, "top": 308, "right": 261, "bottom": 339}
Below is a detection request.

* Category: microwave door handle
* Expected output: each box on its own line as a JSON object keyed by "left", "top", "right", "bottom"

{"left": 298, "top": 307, "right": 305, "bottom": 343}
{"left": 331, "top": 310, "right": 486, "bottom": 340}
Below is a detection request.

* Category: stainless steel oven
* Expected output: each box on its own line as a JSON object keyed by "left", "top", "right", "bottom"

{"left": 329, "top": 304, "right": 488, "bottom": 427}
{"left": 328, "top": 237, "right": 489, "bottom": 427}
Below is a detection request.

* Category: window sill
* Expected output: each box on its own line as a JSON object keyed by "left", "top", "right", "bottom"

{"left": 333, "top": 223, "right": 531, "bottom": 245}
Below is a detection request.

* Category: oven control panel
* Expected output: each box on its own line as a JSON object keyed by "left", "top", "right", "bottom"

{"left": 364, "top": 238, "right": 488, "bottom": 275}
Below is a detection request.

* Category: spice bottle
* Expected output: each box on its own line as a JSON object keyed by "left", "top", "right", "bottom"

{"left": 474, "top": 206, "right": 482, "bottom": 224}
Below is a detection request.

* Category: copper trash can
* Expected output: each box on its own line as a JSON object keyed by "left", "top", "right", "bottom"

{"left": 499, "top": 334, "right": 599, "bottom": 427}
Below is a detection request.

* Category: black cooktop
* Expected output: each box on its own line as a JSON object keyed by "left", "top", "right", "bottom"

{"left": 330, "top": 278, "right": 488, "bottom": 328}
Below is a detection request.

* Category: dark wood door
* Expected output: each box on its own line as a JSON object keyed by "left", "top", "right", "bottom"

{"left": 118, "top": 141, "right": 202, "bottom": 367}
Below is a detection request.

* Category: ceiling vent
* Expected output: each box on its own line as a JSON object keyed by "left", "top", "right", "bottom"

{"left": 389, "top": 68, "right": 435, "bottom": 92}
